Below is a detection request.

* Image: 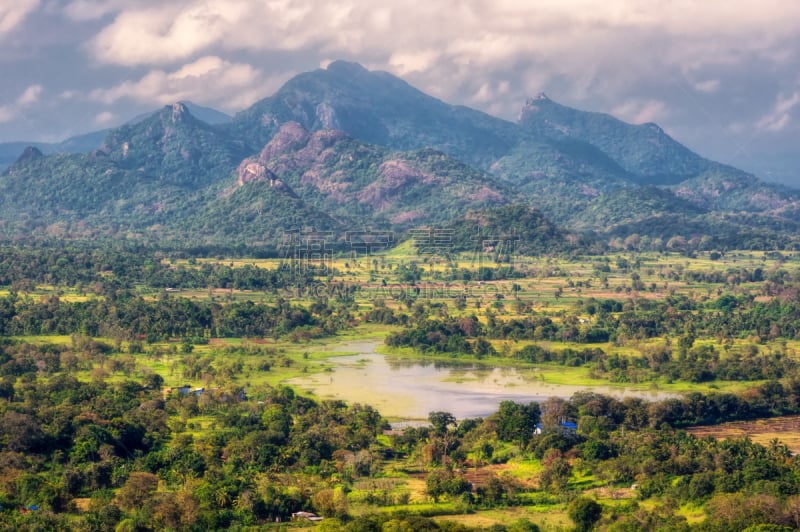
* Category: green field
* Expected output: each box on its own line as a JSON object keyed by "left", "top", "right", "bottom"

{"left": 2, "top": 248, "right": 800, "bottom": 530}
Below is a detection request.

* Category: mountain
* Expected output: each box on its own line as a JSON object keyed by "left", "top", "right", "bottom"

{"left": 0, "top": 101, "right": 231, "bottom": 171}
{"left": 516, "top": 93, "right": 718, "bottom": 185}
{"left": 250, "top": 121, "right": 508, "bottom": 227}
{"left": 494, "top": 94, "right": 800, "bottom": 231}
{"left": 671, "top": 170, "right": 799, "bottom": 213}
{"left": 444, "top": 205, "right": 574, "bottom": 256}
{"left": 0, "top": 105, "right": 510, "bottom": 245}
{"left": 0, "top": 132, "right": 108, "bottom": 171}
{"left": 0, "top": 61, "right": 798, "bottom": 250}
{"left": 96, "top": 102, "right": 247, "bottom": 187}
{"left": 487, "top": 137, "right": 635, "bottom": 223}
{"left": 228, "top": 61, "right": 800, "bottom": 239}
{"left": 229, "top": 60, "right": 521, "bottom": 168}
{"left": 229, "top": 61, "right": 795, "bottom": 237}
{"left": 0, "top": 104, "right": 249, "bottom": 240}
{"left": 53, "top": 129, "right": 110, "bottom": 154}
{"left": 161, "top": 175, "right": 343, "bottom": 246}
{"left": 127, "top": 100, "right": 231, "bottom": 126}
{"left": 0, "top": 142, "right": 48, "bottom": 170}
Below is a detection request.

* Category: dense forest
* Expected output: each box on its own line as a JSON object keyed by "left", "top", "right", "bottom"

{"left": 2, "top": 242, "right": 800, "bottom": 530}
{"left": 4, "top": 355, "right": 800, "bottom": 530}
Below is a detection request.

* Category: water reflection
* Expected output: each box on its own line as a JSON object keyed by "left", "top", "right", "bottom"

{"left": 290, "top": 341, "right": 675, "bottom": 421}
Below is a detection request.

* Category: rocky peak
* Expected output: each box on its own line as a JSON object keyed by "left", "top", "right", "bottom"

{"left": 169, "top": 102, "right": 190, "bottom": 123}
{"left": 315, "top": 102, "right": 340, "bottom": 130}
{"left": 325, "top": 60, "right": 370, "bottom": 77}
{"left": 519, "top": 93, "right": 556, "bottom": 122}
{"left": 237, "top": 159, "right": 278, "bottom": 185}
{"left": 12, "top": 146, "right": 44, "bottom": 166}
{"left": 259, "top": 122, "right": 312, "bottom": 163}
{"left": 306, "top": 129, "right": 349, "bottom": 152}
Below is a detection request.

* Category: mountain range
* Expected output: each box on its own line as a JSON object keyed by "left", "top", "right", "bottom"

{"left": 0, "top": 101, "right": 231, "bottom": 172}
{"left": 1, "top": 60, "right": 798, "bottom": 250}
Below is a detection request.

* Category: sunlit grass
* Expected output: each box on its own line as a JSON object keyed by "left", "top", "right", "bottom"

{"left": 11, "top": 334, "right": 76, "bottom": 344}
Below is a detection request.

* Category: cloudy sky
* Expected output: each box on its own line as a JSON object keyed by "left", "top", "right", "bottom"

{"left": 1, "top": 0, "right": 800, "bottom": 184}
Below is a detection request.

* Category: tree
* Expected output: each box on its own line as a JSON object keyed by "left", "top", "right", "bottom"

{"left": 540, "top": 397, "right": 572, "bottom": 429}
{"left": 425, "top": 468, "right": 471, "bottom": 503}
{"left": 568, "top": 496, "right": 602, "bottom": 531}
{"left": 495, "top": 401, "right": 540, "bottom": 447}
{"left": 428, "top": 411, "right": 457, "bottom": 462}
{"left": 115, "top": 472, "right": 159, "bottom": 512}
{"left": 312, "top": 487, "right": 348, "bottom": 518}
{"left": 0, "top": 411, "right": 44, "bottom": 452}
{"left": 508, "top": 518, "right": 541, "bottom": 532}
{"left": 539, "top": 449, "right": 572, "bottom": 494}
{"left": 428, "top": 411, "right": 456, "bottom": 436}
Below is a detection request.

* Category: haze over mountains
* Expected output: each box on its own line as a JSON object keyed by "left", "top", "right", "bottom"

{"left": 1, "top": 61, "right": 798, "bottom": 250}
{"left": 0, "top": 102, "right": 232, "bottom": 172}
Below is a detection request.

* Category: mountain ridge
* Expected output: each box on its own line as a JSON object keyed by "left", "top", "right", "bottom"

{"left": 1, "top": 61, "right": 798, "bottom": 250}
{"left": 0, "top": 101, "right": 232, "bottom": 172}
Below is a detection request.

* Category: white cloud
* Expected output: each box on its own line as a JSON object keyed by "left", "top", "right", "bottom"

{"left": 0, "top": 84, "right": 45, "bottom": 124}
{"left": 1, "top": 0, "right": 798, "bottom": 163}
{"left": 0, "top": 0, "right": 40, "bottom": 35}
{"left": 756, "top": 91, "right": 800, "bottom": 132}
{"left": 470, "top": 80, "right": 513, "bottom": 105}
{"left": 94, "top": 111, "right": 115, "bottom": 125}
{"left": 694, "top": 79, "right": 721, "bottom": 94}
{"left": 90, "top": 1, "right": 246, "bottom": 66}
{"left": 17, "top": 84, "right": 43, "bottom": 105}
{"left": 78, "top": 0, "right": 800, "bottom": 126}
{"left": 0, "top": 106, "right": 15, "bottom": 124}
{"left": 89, "top": 55, "right": 280, "bottom": 112}
{"left": 170, "top": 55, "right": 226, "bottom": 79}
{"left": 612, "top": 100, "right": 669, "bottom": 124}
{"left": 389, "top": 50, "right": 440, "bottom": 76}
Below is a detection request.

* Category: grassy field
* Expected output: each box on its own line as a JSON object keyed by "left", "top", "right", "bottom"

{"left": 10, "top": 250, "right": 800, "bottom": 402}
{"left": 687, "top": 415, "right": 800, "bottom": 454}
{"left": 4, "top": 249, "right": 800, "bottom": 529}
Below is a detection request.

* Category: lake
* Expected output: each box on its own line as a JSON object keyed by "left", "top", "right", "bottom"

{"left": 288, "top": 340, "right": 675, "bottom": 422}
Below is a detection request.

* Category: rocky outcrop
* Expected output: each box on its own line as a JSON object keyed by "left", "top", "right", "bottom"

{"left": 237, "top": 159, "right": 279, "bottom": 185}
{"left": 258, "top": 122, "right": 311, "bottom": 163}
{"left": 12, "top": 146, "right": 44, "bottom": 166}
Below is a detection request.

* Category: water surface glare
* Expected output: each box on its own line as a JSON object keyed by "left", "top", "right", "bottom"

{"left": 289, "top": 341, "right": 675, "bottom": 421}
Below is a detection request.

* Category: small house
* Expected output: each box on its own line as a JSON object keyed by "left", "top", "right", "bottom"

{"left": 292, "top": 511, "right": 323, "bottom": 522}
{"left": 534, "top": 421, "right": 578, "bottom": 435}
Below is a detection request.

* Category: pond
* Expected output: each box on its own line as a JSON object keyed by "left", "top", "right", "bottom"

{"left": 288, "top": 341, "right": 676, "bottom": 422}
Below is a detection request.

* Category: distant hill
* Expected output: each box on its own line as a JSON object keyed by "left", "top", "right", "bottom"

{"left": 517, "top": 93, "right": 717, "bottom": 185}
{"left": 228, "top": 60, "right": 521, "bottom": 168}
{"left": 251, "top": 121, "right": 509, "bottom": 227}
{"left": 96, "top": 102, "right": 247, "bottom": 188}
{"left": 0, "top": 101, "right": 231, "bottom": 171}
{"left": 0, "top": 62, "right": 799, "bottom": 250}
{"left": 0, "top": 106, "right": 509, "bottom": 245}
{"left": 442, "top": 205, "right": 574, "bottom": 256}
{"left": 0, "top": 132, "right": 107, "bottom": 171}
{"left": 0, "top": 104, "right": 249, "bottom": 241}
{"left": 127, "top": 101, "right": 231, "bottom": 126}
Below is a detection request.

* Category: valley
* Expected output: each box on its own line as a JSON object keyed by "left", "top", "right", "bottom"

{"left": 1, "top": 60, "right": 800, "bottom": 530}
{"left": 2, "top": 242, "right": 800, "bottom": 529}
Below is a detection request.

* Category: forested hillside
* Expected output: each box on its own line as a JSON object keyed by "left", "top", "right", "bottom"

{"left": 0, "top": 62, "right": 799, "bottom": 250}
